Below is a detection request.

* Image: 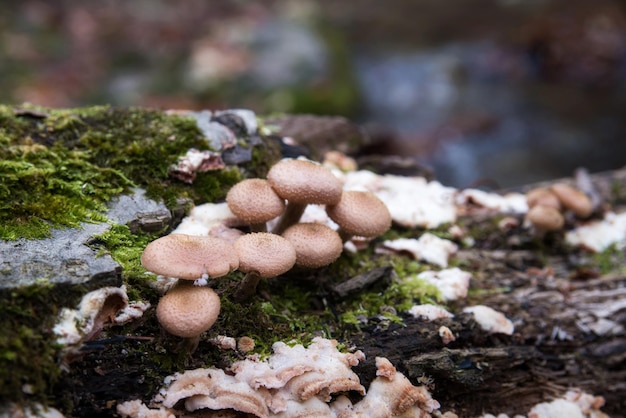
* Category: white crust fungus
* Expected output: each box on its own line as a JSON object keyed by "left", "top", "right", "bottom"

{"left": 457, "top": 188, "right": 528, "bottom": 214}
{"left": 117, "top": 337, "right": 440, "bottom": 418}
{"left": 54, "top": 286, "right": 129, "bottom": 349}
{"left": 463, "top": 305, "right": 514, "bottom": 335}
{"left": 565, "top": 211, "right": 626, "bottom": 252}
{"left": 407, "top": 304, "right": 454, "bottom": 321}
{"left": 351, "top": 357, "right": 440, "bottom": 417}
{"left": 156, "top": 368, "right": 271, "bottom": 417}
{"left": 416, "top": 268, "right": 472, "bottom": 301}
{"left": 116, "top": 400, "right": 174, "bottom": 418}
{"left": 378, "top": 233, "right": 458, "bottom": 268}
{"left": 343, "top": 171, "right": 457, "bottom": 229}
{"left": 438, "top": 326, "right": 456, "bottom": 345}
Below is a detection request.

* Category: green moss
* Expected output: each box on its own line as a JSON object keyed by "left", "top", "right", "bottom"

{"left": 591, "top": 244, "right": 626, "bottom": 275}
{"left": 0, "top": 104, "right": 244, "bottom": 240}
{"left": 0, "top": 283, "right": 85, "bottom": 404}
{"left": 89, "top": 224, "right": 162, "bottom": 301}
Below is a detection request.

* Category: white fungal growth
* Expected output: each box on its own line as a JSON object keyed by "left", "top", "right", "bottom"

{"left": 378, "top": 233, "right": 458, "bottom": 268}
{"left": 417, "top": 268, "right": 472, "bottom": 301}
{"left": 463, "top": 305, "right": 514, "bottom": 335}
{"left": 407, "top": 304, "right": 454, "bottom": 321}
{"left": 565, "top": 211, "right": 626, "bottom": 252}
{"left": 172, "top": 202, "right": 245, "bottom": 234}
{"left": 53, "top": 286, "right": 130, "bottom": 347}
{"left": 439, "top": 326, "right": 456, "bottom": 345}
{"left": 479, "top": 389, "right": 607, "bottom": 418}
{"left": 457, "top": 188, "right": 528, "bottom": 214}
{"left": 117, "top": 337, "right": 440, "bottom": 418}
{"left": 343, "top": 170, "right": 458, "bottom": 228}
{"left": 114, "top": 301, "right": 151, "bottom": 326}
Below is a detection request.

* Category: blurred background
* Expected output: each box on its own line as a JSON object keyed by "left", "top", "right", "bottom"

{"left": 1, "top": 0, "right": 625, "bottom": 188}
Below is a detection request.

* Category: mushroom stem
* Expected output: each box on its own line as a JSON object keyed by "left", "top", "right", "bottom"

{"left": 233, "top": 271, "right": 263, "bottom": 303}
{"left": 181, "top": 335, "right": 202, "bottom": 354}
{"left": 271, "top": 202, "right": 307, "bottom": 235}
{"left": 336, "top": 228, "right": 354, "bottom": 243}
{"left": 249, "top": 222, "right": 268, "bottom": 233}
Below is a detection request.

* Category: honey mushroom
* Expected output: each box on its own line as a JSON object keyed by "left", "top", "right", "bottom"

{"left": 550, "top": 183, "right": 593, "bottom": 218}
{"left": 267, "top": 159, "right": 343, "bottom": 235}
{"left": 326, "top": 190, "right": 392, "bottom": 242}
{"left": 156, "top": 282, "right": 221, "bottom": 352}
{"left": 140, "top": 234, "right": 239, "bottom": 351}
{"left": 140, "top": 233, "right": 239, "bottom": 284}
{"left": 525, "top": 204, "right": 565, "bottom": 238}
{"left": 226, "top": 178, "right": 286, "bottom": 232}
{"left": 281, "top": 222, "right": 343, "bottom": 269}
{"left": 232, "top": 232, "right": 297, "bottom": 303}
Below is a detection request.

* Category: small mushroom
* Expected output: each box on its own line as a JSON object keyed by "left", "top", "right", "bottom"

{"left": 526, "top": 187, "right": 561, "bottom": 210}
{"left": 267, "top": 159, "right": 343, "bottom": 234}
{"left": 232, "top": 232, "right": 297, "bottom": 302}
{"left": 550, "top": 183, "right": 593, "bottom": 218}
{"left": 282, "top": 223, "right": 343, "bottom": 269}
{"left": 141, "top": 234, "right": 239, "bottom": 281}
{"left": 525, "top": 204, "right": 564, "bottom": 238}
{"left": 226, "top": 178, "right": 286, "bottom": 232}
{"left": 237, "top": 336, "right": 255, "bottom": 353}
{"left": 326, "top": 191, "right": 392, "bottom": 242}
{"left": 156, "top": 281, "right": 221, "bottom": 352}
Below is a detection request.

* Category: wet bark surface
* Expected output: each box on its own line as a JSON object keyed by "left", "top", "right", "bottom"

{"left": 55, "top": 167, "right": 626, "bottom": 417}
{"left": 348, "top": 168, "right": 626, "bottom": 417}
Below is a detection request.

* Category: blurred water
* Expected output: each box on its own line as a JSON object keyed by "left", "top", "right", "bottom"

{"left": 354, "top": 41, "right": 626, "bottom": 188}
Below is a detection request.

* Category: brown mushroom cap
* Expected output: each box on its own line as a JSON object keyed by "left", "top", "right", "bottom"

{"left": 156, "top": 284, "right": 221, "bottom": 338}
{"left": 233, "top": 232, "right": 296, "bottom": 278}
{"left": 526, "top": 205, "right": 564, "bottom": 232}
{"left": 526, "top": 188, "right": 561, "bottom": 210}
{"left": 267, "top": 159, "right": 343, "bottom": 205}
{"left": 326, "top": 191, "right": 392, "bottom": 237}
{"left": 141, "top": 234, "right": 239, "bottom": 279}
{"left": 282, "top": 223, "right": 343, "bottom": 268}
{"left": 226, "top": 179, "right": 286, "bottom": 224}
{"left": 550, "top": 183, "right": 593, "bottom": 218}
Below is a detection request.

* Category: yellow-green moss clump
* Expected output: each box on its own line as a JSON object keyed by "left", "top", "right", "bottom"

{"left": 0, "top": 104, "right": 242, "bottom": 240}
{"left": 0, "top": 281, "right": 86, "bottom": 405}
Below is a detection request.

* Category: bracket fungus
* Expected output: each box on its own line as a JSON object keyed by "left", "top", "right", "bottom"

{"left": 282, "top": 222, "right": 343, "bottom": 269}
{"left": 226, "top": 178, "right": 286, "bottom": 232}
{"left": 232, "top": 232, "right": 297, "bottom": 302}
{"left": 117, "top": 337, "right": 441, "bottom": 417}
{"left": 326, "top": 190, "right": 392, "bottom": 242}
{"left": 267, "top": 159, "right": 343, "bottom": 234}
{"left": 141, "top": 233, "right": 239, "bottom": 282}
{"left": 352, "top": 357, "right": 440, "bottom": 417}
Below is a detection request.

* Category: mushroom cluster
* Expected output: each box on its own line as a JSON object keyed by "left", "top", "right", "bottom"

{"left": 225, "top": 158, "right": 392, "bottom": 302}
{"left": 139, "top": 158, "right": 393, "bottom": 346}
{"left": 525, "top": 183, "right": 594, "bottom": 237}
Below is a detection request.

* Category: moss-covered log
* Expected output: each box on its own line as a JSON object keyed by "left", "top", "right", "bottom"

{"left": 1, "top": 105, "right": 625, "bottom": 417}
